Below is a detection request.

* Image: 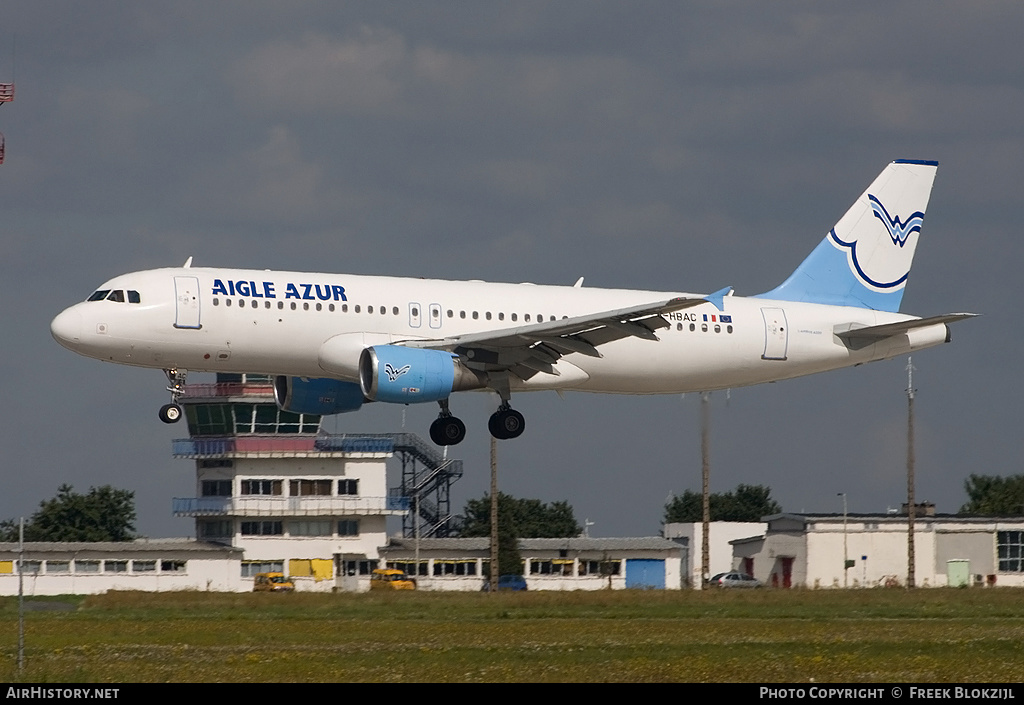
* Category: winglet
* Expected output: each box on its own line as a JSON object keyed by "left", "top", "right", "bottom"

{"left": 704, "top": 286, "right": 734, "bottom": 312}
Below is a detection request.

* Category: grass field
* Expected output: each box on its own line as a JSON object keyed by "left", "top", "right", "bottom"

{"left": 1, "top": 588, "right": 1022, "bottom": 682}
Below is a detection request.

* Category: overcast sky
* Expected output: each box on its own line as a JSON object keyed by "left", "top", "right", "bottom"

{"left": 1, "top": 2, "right": 1020, "bottom": 538}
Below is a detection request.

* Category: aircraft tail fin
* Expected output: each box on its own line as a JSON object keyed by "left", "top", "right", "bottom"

{"left": 756, "top": 159, "right": 939, "bottom": 312}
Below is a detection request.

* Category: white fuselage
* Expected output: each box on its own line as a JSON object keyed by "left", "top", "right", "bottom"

{"left": 50, "top": 266, "right": 950, "bottom": 395}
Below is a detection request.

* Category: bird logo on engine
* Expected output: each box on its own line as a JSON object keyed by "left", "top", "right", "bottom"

{"left": 384, "top": 363, "right": 411, "bottom": 382}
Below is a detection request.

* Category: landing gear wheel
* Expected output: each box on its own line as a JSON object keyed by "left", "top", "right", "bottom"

{"left": 489, "top": 408, "right": 525, "bottom": 440}
{"left": 159, "top": 403, "right": 183, "bottom": 424}
{"left": 429, "top": 416, "right": 466, "bottom": 446}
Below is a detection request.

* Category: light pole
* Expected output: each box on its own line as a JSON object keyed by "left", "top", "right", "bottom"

{"left": 838, "top": 492, "right": 848, "bottom": 588}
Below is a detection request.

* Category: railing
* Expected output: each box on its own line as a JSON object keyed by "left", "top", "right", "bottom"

{"left": 172, "top": 495, "right": 409, "bottom": 516}
{"left": 173, "top": 435, "right": 394, "bottom": 456}
{"left": 0, "top": 84, "right": 13, "bottom": 102}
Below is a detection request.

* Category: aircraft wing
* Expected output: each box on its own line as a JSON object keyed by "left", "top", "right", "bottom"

{"left": 835, "top": 313, "right": 978, "bottom": 343}
{"left": 399, "top": 295, "right": 708, "bottom": 379}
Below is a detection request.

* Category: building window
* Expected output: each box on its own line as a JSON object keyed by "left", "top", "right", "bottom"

{"left": 388, "top": 561, "right": 428, "bottom": 577}
{"left": 46, "top": 561, "right": 70, "bottom": 574}
{"left": 998, "top": 531, "right": 1024, "bottom": 572}
{"left": 338, "top": 479, "right": 359, "bottom": 495}
{"left": 242, "top": 560, "right": 284, "bottom": 578}
{"left": 288, "top": 520, "right": 332, "bottom": 537}
{"left": 578, "top": 560, "right": 621, "bottom": 576}
{"left": 338, "top": 520, "right": 359, "bottom": 536}
{"left": 75, "top": 560, "right": 100, "bottom": 574}
{"left": 161, "top": 560, "right": 187, "bottom": 573}
{"left": 201, "top": 480, "right": 232, "bottom": 497}
{"left": 241, "top": 521, "right": 283, "bottom": 536}
{"left": 105, "top": 560, "right": 128, "bottom": 573}
{"left": 20, "top": 560, "right": 42, "bottom": 574}
{"left": 290, "top": 479, "right": 332, "bottom": 496}
{"left": 241, "top": 480, "right": 282, "bottom": 496}
{"left": 341, "top": 559, "right": 377, "bottom": 576}
{"left": 133, "top": 560, "right": 157, "bottom": 573}
{"left": 199, "top": 520, "right": 233, "bottom": 539}
{"left": 529, "top": 560, "right": 573, "bottom": 576}
{"left": 432, "top": 560, "right": 477, "bottom": 576}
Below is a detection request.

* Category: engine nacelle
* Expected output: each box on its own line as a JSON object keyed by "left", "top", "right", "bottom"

{"left": 273, "top": 376, "right": 365, "bottom": 415}
{"left": 359, "top": 345, "right": 483, "bottom": 403}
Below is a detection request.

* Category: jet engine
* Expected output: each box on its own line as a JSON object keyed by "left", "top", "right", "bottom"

{"left": 359, "top": 345, "right": 483, "bottom": 403}
{"left": 273, "top": 376, "right": 366, "bottom": 415}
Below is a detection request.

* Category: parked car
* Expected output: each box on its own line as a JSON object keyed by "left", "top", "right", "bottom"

{"left": 481, "top": 574, "right": 528, "bottom": 592}
{"left": 369, "top": 568, "right": 416, "bottom": 591}
{"left": 708, "top": 572, "right": 761, "bottom": 588}
{"left": 252, "top": 572, "right": 295, "bottom": 592}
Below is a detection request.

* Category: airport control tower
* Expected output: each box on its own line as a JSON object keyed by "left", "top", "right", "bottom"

{"left": 171, "top": 373, "right": 463, "bottom": 590}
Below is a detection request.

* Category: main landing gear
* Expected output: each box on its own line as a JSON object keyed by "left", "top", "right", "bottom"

{"left": 430, "top": 399, "right": 466, "bottom": 446}
{"left": 428, "top": 398, "right": 526, "bottom": 446}
{"left": 159, "top": 368, "right": 187, "bottom": 424}
{"left": 488, "top": 403, "right": 525, "bottom": 440}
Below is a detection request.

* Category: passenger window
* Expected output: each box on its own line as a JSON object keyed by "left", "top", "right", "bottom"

{"left": 127, "top": 290, "right": 141, "bottom": 304}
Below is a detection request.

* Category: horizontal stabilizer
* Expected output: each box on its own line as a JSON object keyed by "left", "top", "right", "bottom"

{"left": 835, "top": 313, "right": 977, "bottom": 343}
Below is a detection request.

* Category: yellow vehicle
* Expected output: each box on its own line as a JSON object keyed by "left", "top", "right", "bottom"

{"left": 252, "top": 572, "right": 295, "bottom": 592}
{"left": 369, "top": 568, "right": 416, "bottom": 591}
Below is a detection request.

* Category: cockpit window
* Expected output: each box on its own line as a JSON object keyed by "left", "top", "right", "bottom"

{"left": 106, "top": 290, "right": 125, "bottom": 303}
{"left": 87, "top": 290, "right": 110, "bottom": 302}
{"left": 128, "top": 290, "right": 141, "bottom": 303}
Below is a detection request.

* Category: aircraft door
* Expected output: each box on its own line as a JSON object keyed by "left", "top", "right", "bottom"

{"left": 428, "top": 304, "right": 442, "bottom": 329}
{"left": 760, "top": 307, "right": 788, "bottom": 360}
{"left": 174, "top": 276, "right": 202, "bottom": 329}
{"left": 409, "top": 302, "right": 422, "bottom": 329}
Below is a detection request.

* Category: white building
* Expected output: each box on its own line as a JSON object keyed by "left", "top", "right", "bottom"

{"left": 0, "top": 539, "right": 241, "bottom": 595}
{"left": 382, "top": 537, "right": 684, "bottom": 590}
{"left": 170, "top": 375, "right": 420, "bottom": 592}
{"left": 662, "top": 521, "right": 766, "bottom": 588}
{"left": 731, "top": 512, "right": 1024, "bottom": 588}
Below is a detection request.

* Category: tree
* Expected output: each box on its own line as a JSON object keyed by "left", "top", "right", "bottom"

{"left": 457, "top": 493, "right": 581, "bottom": 576}
{"left": 960, "top": 474, "right": 1024, "bottom": 516}
{"left": 663, "top": 484, "right": 781, "bottom": 523}
{"left": 459, "top": 492, "right": 581, "bottom": 539}
{"left": 0, "top": 484, "right": 136, "bottom": 542}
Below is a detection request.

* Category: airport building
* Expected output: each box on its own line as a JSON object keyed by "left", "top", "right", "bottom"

{"left": 728, "top": 509, "right": 1024, "bottom": 589}
{"left": 0, "top": 374, "right": 684, "bottom": 594}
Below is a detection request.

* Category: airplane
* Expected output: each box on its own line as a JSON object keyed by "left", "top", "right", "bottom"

{"left": 51, "top": 159, "right": 974, "bottom": 446}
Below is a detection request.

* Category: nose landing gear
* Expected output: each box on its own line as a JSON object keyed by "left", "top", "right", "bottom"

{"left": 159, "top": 368, "right": 188, "bottom": 424}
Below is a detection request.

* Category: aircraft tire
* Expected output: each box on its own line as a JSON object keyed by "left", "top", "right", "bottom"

{"left": 159, "top": 403, "right": 183, "bottom": 424}
{"left": 430, "top": 416, "right": 466, "bottom": 446}
{"left": 489, "top": 409, "right": 525, "bottom": 440}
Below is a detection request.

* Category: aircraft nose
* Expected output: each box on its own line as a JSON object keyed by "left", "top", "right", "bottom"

{"left": 50, "top": 307, "right": 82, "bottom": 349}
